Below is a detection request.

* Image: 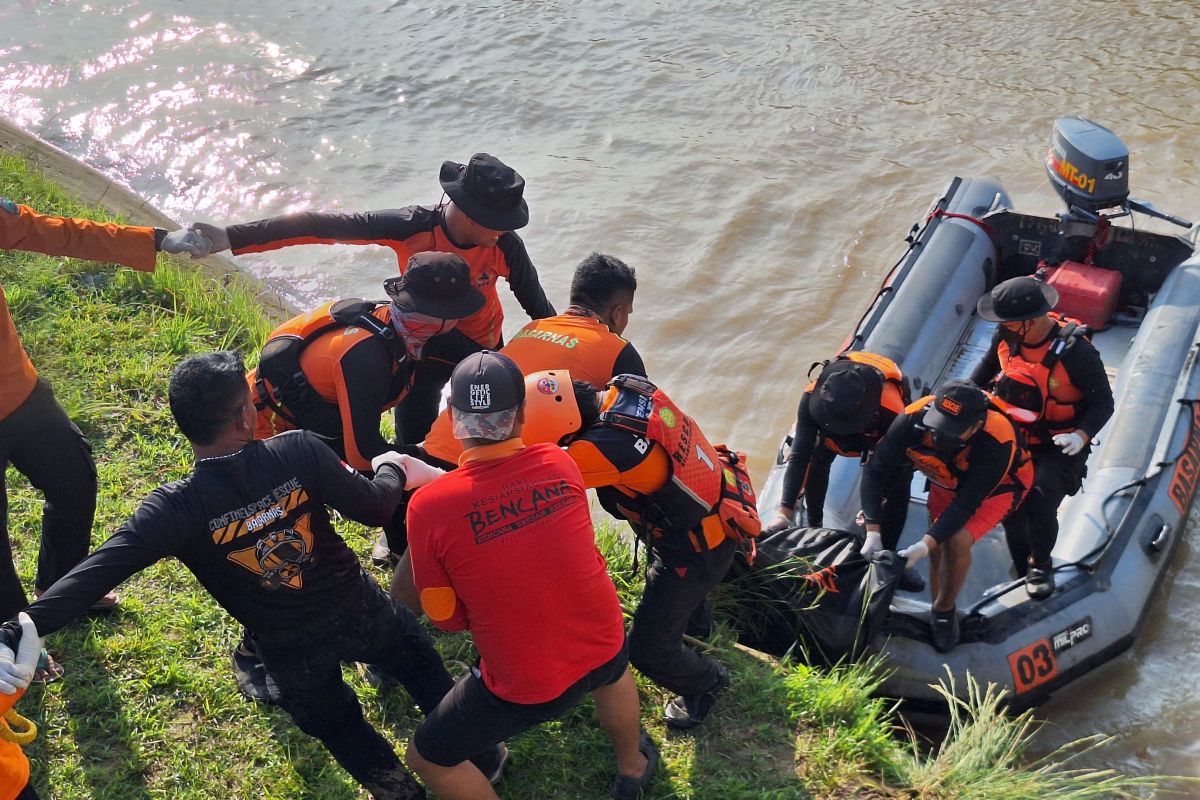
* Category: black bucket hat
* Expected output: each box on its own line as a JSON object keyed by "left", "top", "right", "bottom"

{"left": 384, "top": 252, "right": 485, "bottom": 320}
{"left": 808, "top": 359, "right": 884, "bottom": 436}
{"left": 977, "top": 276, "right": 1059, "bottom": 322}
{"left": 923, "top": 380, "right": 988, "bottom": 438}
{"left": 439, "top": 153, "right": 530, "bottom": 231}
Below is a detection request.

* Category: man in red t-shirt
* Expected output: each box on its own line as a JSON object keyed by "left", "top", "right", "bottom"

{"left": 403, "top": 352, "right": 657, "bottom": 800}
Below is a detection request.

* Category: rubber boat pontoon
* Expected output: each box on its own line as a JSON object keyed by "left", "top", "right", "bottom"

{"left": 745, "top": 118, "right": 1200, "bottom": 709}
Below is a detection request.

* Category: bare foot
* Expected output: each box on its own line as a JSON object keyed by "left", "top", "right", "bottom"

{"left": 33, "top": 649, "right": 63, "bottom": 683}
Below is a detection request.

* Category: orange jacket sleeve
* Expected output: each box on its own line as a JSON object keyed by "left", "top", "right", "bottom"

{"left": 0, "top": 200, "right": 160, "bottom": 272}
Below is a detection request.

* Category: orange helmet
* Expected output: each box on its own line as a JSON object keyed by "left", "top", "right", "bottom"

{"left": 521, "top": 370, "right": 583, "bottom": 445}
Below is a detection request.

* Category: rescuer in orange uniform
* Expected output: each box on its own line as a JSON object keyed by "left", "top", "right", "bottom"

{"left": 512, "top": 372, "right": 760, "bottom": 729}
{"left": 184, "top": 153, "right": 555, "bottom": 445}
{"left": 0, "top": 198, "right": 199, "bottom": 680}
{"left": 861, "top": 380, "right": 1033, "bottom": 651}
{"left": 970, "top": 276, "right": 1113, "bottom": 599}
{"left": 420, "top": 251, "right": 644, "bottom": 467}
{"left": 248, "top": 252, "right": 485, "bottom": 473}
{"left": 764, "top": 353, "right": 913, "bottom": 552}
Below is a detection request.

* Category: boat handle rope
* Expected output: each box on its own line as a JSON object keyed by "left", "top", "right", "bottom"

{"left": 924, "top": 208, "right": 995, "bottom": 235}
{"left": 1065, "top": 396, "right": 1199, "bottom": 573}
{"left": 970, "top": 395, "right": 1199, "bottom": 616}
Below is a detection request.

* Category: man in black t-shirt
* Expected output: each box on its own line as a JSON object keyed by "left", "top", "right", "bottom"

{"left": 0, "top": 352, "right": 499, "bottom": 800}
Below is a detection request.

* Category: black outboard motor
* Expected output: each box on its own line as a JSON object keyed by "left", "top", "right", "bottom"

{"left": 1046, "top": 116, "right": 1192, "bottom": 229}
{"left": 1046, "top": 117, "right": 1129, "bottom": 216}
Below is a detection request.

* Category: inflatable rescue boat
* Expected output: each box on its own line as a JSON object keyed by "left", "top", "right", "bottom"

{"left": 744, "top": 117, "right": 1200, "bottom": 709}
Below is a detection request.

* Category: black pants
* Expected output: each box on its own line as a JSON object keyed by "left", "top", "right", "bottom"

{"left": 394, "top": 330, "right": 488, "bottom": 446}
{"left": 629, "top": 538, "right": 737, "bottom": 697}
{"left": 806, "top": 447, "right": 911, "bottom": 550}
{"left": 1004, "top": 444, "right": 1088, "bottom": 571}
{"left": 413, "top": 641, "right": 628, "bottom": 767}
{"left": 0, "top": 379, "right": 98, "bottom": 620}
{"left": 254, "top": 575, "right": 454, "bottom": 798}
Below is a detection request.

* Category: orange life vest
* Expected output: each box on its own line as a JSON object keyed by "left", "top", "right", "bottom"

{"left": 995, "top": 315, "right": 1088, "bottom": 444}
{"left": 0, "top": 689, "right": 31, "bottom": 800}
{"left": 423, "top": 312, "right": 632, "bottom": 463}
{"left": 807, "top": 352, "right": 908, "bottom": 456}
{"left": 902, "top": 395, "right": 1029, "bottom": 490}
{"left": 597, "top": 375, "right": 760, "bottom": 547}
{"left": 253, "top": 299, "right": 406, "bottom": 437}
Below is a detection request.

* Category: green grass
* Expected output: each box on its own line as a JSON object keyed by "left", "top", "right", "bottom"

{"left": 1, "top": 152, "right": 1171, "bottom": 798}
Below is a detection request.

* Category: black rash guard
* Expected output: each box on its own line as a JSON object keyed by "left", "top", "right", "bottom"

{"left": 2, "top": 431, "right": 406, "bottom": 646}
{"left": 778, "top": 389, "right": 899, "bottom": 514}
{"left": 225, "top": 205, "right": 555, "bottom": 347}
{"left": 861, "top": 411, "right": 1018, "bottom": 544}
{"left": 313, "top": 331, "right": 412, "bottom": 470}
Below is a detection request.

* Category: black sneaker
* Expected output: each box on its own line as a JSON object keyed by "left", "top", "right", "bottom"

{"left": 360, "top": 663, "right": 399, "bottom": 691}
{"left": 611, "top": 731, "right": 659, "bottom": 799}
{"left": 371, "top": 533, "right": 397, "bottom": 568}
{"left": 469, "top": 742, "right": 509, "bottom": 785}
{"left": 662, "top": 664, "right": 730, "bottom": 729}
{"left": 365, "top": 763, "right": 427, "bottom": 800}
{"left": 930, "top": 607, "right": 959, "bottom": 653}
{"left": 1026, "top": 563, "right": 1055, "bottom": 599}
{"left": 232, "top": 647, "right": 281, "bottom": 705}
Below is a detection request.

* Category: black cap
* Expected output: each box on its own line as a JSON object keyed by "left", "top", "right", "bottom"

{"left": 807, "top": 359, "right": 884, "bottom": 436}
{"left": 450, "top": 350, "right": 525, "bottom": 414}
{"left": 923, "top": 380, "right": 988, "bottom": 438}
{"left": 384, "top": 252, "right": 485, "bottom": 319}
{"left": 439, "top": 153, "right": 529, "bottom": 231}
{"left": 977, "top": 276, "right": 1059, "bottom": 322}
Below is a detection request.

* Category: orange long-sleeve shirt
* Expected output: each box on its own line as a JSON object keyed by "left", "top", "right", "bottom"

{"left": 0, "top": 200, "right": 160, "bottom": 419}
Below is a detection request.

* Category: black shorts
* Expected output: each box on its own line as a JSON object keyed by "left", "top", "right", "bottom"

{"left": 412, "top": 638, "right": 629, "bottom": 767}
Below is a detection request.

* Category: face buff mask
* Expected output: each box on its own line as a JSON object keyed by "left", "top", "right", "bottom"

{"left": 999, "top": 319, "right": 1037, "bottom": 347}
{"left": 928, "top": 428, "right": 969, "bottom": 453}
{"left": 390, "top": 306, "right": 454, "bottom": 360}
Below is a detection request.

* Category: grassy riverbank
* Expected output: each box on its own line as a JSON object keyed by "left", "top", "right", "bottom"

{"left": 1, "top": 153, "right": 1160, "bottom": 799}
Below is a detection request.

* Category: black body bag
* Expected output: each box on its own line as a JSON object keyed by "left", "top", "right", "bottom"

{"left": 723, "top": 525, "right": 901, "bottom": 666}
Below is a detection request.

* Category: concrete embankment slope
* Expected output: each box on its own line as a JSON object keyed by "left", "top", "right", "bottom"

{"left": 0, "top": 114, "right": 296, "bottom": 319}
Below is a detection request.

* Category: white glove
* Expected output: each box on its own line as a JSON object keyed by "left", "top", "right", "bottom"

{"left": 160, "top": 228, "right": 210, "bottom": 259}
{"left": 1053, "top": 431, "right": 1088, "bottom": 456}
{"left": 898, "top": 539, "right": 930, "bottom": 569}
{"left": 189, "top": 222, "right": 231, "bottom": 256}
{"left": 370, "top": 450, "right": 406, "bottom": 473}
{"left": 763, "top": 510, "right": 793, "bottom": 534}
{"left": 0, "top": 613, "right": 42, "bottom": 695}
{"left": 371, "top": 452, "right": 445, "bottom": 489}
{"left": 859, "top": 531, "right": 883, "bottom": 559}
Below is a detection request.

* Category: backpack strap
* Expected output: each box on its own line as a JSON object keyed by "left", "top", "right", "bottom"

{"left": 1040, "top": 319, "right": 1086, "bottom": 374}
{"left": 332, "top": 299, "right": 408, "bottom": 363}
